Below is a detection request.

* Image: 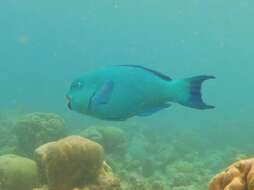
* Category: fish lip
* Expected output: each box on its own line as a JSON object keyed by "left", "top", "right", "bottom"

{"left": 67, "top": 101, "right": 72, "bottom": 110}
{"left": 66, "top": 95, "right": 72, "bottom": 110}
{"left": 88, "top": 91, "right": 96, "bottom": 112}
{"left": 66, "top": 95, "right": 71, "bottom": 101}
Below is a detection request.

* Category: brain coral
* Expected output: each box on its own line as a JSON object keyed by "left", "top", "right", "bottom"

{"left": 34, "top": 136, "right": 105, "bottom": 190}
{"left": 15, "top": 112, "right": 67, "bottom": 156}
{"left": 0, "top": 154, "right": 39, "bottom": 190}
{"left": 81, "top": 126, "right": 127, "bottom": 155}
{"left": 209, "top": 158, "right": 254, "bottom": 190}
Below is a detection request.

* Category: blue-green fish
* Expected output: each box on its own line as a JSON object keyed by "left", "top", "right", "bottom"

{"left": 66, "top": 65, "right": 215, "bottom": 121}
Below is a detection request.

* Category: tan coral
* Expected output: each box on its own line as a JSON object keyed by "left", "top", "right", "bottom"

{"left": 209, "top": 158, "right": 254, "bottom": 190}
{"left": 34, "top": 136, "right": 104, "bottom": 190}
{"left": 84, "top": 161, "right": 122, "bottom": 190}
{"left": 0, "top": 154, "right": 39, "bottom": 190}
{"left": 81, "top": 126, "right": 127, "bottom": 154}
{"left": 15, "top": 112, "right": 67, "bottom": 157}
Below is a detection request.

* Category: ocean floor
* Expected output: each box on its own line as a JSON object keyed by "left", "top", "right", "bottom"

{"left": 0, "top": 110, "right": 252, "bottom": 190}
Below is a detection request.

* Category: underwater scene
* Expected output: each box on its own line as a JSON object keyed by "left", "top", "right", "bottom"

{"left": 0, "top": 0, "right": 254, "bottom": 190}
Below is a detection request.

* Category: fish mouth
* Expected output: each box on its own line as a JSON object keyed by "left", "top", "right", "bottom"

{"left": 67, "top": 102, "right": 72, "bottom": 110}
{"left": 66, "top": 95, "right": 72, "bottom": 110}
{"left": 88, "top": 91, "right": 96, "bottom": 112}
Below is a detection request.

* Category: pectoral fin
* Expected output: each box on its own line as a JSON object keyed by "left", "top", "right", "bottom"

{"left": 92, "top": 80, "right": 114, "bottom": 106}
{"left": 137, "top": 103, "right": 171, "bottom": 117}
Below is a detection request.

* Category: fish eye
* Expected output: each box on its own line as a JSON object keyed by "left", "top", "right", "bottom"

{"left": 71, "top": 81, "right": 84, "bottom": 90}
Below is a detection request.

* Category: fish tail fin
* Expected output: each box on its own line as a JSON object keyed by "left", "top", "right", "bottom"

{"left": 174, "top": 75, "right": 215, "bottom": 109}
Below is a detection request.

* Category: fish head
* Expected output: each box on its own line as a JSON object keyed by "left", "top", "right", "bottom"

{"left": 66, "top": 77, "right": 97, "bottom": 114}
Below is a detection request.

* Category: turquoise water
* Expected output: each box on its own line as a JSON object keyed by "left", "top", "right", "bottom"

{"left": 0, "top": 1, "right": 254, "bottom": 189}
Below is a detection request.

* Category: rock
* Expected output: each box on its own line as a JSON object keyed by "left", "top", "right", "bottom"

{"left": 0, "top": 154, "right": 39, "bottom": 190}
{"left": 34, "top": 136, "right": 104, "bottom": 190}
{"left": 15, "top": 112, "right": 67, "bottom": 157}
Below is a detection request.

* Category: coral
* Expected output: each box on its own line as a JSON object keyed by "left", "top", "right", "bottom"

{"left": 80, "top": 126, "right": 103, "bottom": 143}
{"left": 0, "top": 114, "right": 17, "bottom": 155}
{"left": 34, "top": 136, "right": 104, "bottom": 190}
{"left": 140, "top": 158, "right": 157, "bottom": 177}
{"left": 121, "top": 174, "right": 167, "bottom": 190}
{"left": 127, "top": 175, "right": 148, "bottom": 190}
{"left": 150, "top": 180, "right": 165, "bottom": 190}
{"left": 81, "top": 126, "right": 127, "bottom": 155}
{"left": 209, "top": 158, "right": 254, "bottom": 190}
{"left": 164, "top": 160, "right": 211, "bottom": 190}
{"left": 83, "top": 162, "right": 122, "bottom": 190}
{"left": 0, "top": 154, "right": 39, "bottom": 190}
{"left": 34, "top": 135, "right": 121, "bottom": 190}
{"left": 33, "top": 186, "right": 48, "bottom": 190}
{"left": 166, "top": 161, "right": 195, "bottom": 187}
{"left": 99, "top": 126, "right": 127, "bottom": 154}
{"left": 172, "top": 185, "right": 196, "bottom": 190}
{"left": 127, "top": 132, "right": 148, "bottom": 160}
{"left": 33, "top": 163, "right": 121, "bottom": 190}
{"left": 15, "top": 112, "right": 67, "bottom": 157}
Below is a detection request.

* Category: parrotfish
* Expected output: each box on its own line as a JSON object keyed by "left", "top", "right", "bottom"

{"left": 66, "top": 65, "right": 215, "bottom": 121}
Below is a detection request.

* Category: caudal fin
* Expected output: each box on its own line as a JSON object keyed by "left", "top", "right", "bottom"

{"left": 176, "top": 75, "right": 215, "bottom": 110}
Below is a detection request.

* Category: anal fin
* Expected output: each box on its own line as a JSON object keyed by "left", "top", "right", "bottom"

{"left": 137, "top": 103, "right": 171, "bottom": 117}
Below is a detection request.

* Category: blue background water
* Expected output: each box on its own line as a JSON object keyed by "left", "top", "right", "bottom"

{"left": 0, "top": 0, "right": 253, "bottom": 130}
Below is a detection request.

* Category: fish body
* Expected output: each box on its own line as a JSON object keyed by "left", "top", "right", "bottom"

{"left": 66, "top": 65, "right": 215, "bottom": 121}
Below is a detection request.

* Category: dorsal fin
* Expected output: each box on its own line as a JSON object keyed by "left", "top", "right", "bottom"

{"left": 118, "top": 65, "right": 172, "bottom": 81}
